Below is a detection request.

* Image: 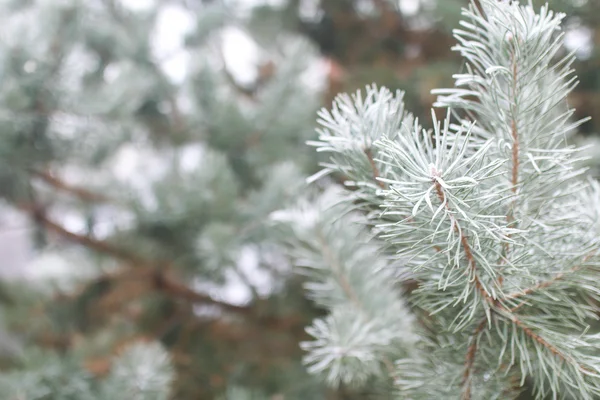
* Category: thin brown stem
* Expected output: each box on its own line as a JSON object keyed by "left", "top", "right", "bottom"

{"left": 473, "top": 0, "right": 484, "bottom": 16}
{"left": 510, "top": 120, "right": 519, "bottom": 194}
{"left": 23, "top": 206, "right": 251, "bottom": 315}
{"left": 508, "top": 314, "right": 573, "bottom": 365}
{"left": 152, "top": 269, "right": 251, "bottom": 315}
{"left": 462, "top": 317, "right": 488, "bottom": 400}
{"left": 31, "top": 169, "right": 110, "bottom": 203}
{"left": 433, "top": 181, "right": 492, "bottom": 303}
{"left": 509, "top": 48, "right": 519, "bottom": 195}
{"left": 506, "top": 253, "right": 592, "bottom": 306}
{"left": 365, "top": 147, "right": 386, "bottom": 189}
{"left": 499, "top": 43, "right": 520, "bottom": 276}
{"left": 507, "top": 270, "right": 573, "bottom": 304}
{"left": 506, "top": 51, "right": 519, "bottom": 230}
{"left": 383, "top": 357, "right": 398, "bottom": 380}
{"left": 32, "top": 207, "right": 146, "bottom": 265}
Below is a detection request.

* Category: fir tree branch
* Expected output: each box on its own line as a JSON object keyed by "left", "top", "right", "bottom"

{"left": 315, "top": 227, "right": 400, "bottom": 381}
{"left": 316, "top": 229, "right": 364, "bottom": 310}
{"left": 284, "top": 201, "right": 415, "bottom": 387}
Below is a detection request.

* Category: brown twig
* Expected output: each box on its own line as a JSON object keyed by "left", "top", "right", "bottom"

{"left": 462, "top": 317, "right": 488, "bottom": 400}
{"left": 364, "top": 147, "right": 386, "bottom": 189}
{"left": 508, "top": 49, "right": 520, "bottom": 202}
{"left": 510, "top": 120, "right": 519, "bottom": 195}
{"left": 152, "top": 269, "right": 251, "bottom": 315}
{"left": 507, "top": 270, "right": 572, "bottom": 306}
{"left": 473, "top": 0, "right": 485, "bottom": 16}
{"left": 24, "top": 206, "right": 251, "bottom": 315}
{"left": 433, "top": 180, "right": 492, "bottom": 303}
{"left": 33, "top": 208, "right": 146, "bottom": 264}
{"left": 31, "top": 169, "right": 110, "bottom": 203}
{"left": 506, "top": 253, "right": 592, "bottom": 308}
{"left": 508, "top": 314, "right": 574, "bottom": 366}
{"left": 497, "top": 41, "right": 521, "bottom": 278}
{"left": 505, "top": 48, "right": 520, "bottom": 245}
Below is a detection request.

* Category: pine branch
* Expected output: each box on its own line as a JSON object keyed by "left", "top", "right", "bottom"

{"left": 316, "top": 229, "right": 363, "bottom": 310}
{"left": 313, "top": 224, "right": 403, "bottom": 385}
{"left": 317, "top": 222, "right": 404, "bottom": 379}
{"left": 507, "top": 270, "right": 574, "bottom": 308}
{"left": 276, "top": 191, "right": 416, "bottom": 387}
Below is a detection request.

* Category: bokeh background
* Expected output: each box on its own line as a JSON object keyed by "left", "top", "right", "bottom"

{"left": 0, "top": 0, "right": 598, "bottom": 398}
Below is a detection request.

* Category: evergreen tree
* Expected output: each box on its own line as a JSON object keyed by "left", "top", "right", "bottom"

{"left": 0, "top": 0, "right": 599, "bottom": 399}
{"left": 279, "top": 0, "right": 600, "bottom": 398}
{"left": 0, "top": 0, "right": 326, "bottom": 398}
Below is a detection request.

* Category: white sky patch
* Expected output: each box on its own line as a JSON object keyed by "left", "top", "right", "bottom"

{"left": 572, "top": 0, "right": 588, "bottom": 6}
{"left": 190, "top": 246, "right": 277, "bottom": 307}
{"left": 564, "top": 25, "right": 594, "bottom": 61}
{"left": 178, "top": 143, "right": 205, "bottom": 173}
{"left": 298, "top": 0, "right": 322, "bottom": 23}
{"left": 398, "top": 0, "right": 420, "bottom": 16}
{"left": 355, "top": 0, "right": 376, "bottom": 17}
{"left": 194, "top": 270, "right": 253, "bottom": 306}
{"left": 25, "top": 250, "right": 100, "bottom": 292}
{"left": 111, "top": 144, "right": 170, "bottom": 184}
{"left": 90, "top": 206, "right": 137, "bottom": 239}
{"left": 23, "top": 60, "right": 37, "bottom": 73}
{"left": 213, "top": 273, "right": 253, "bottom": 306}
{"left": 110, "top": 144, "right": 168, "bottom": 212}
{"left": 153, "top": 5, "right": 195, "bottom": 83}
{"left": 228, "top": 0, "right": 286, "bottom": 14}
{"left": 103, "top": 63, "right": 121, "bottom": 83}
{"left": 301, "top": 57, "right": 327, "bottom": 92}
{"left": 60, "top": 212, "right": 88, "bottom": 235}
{"left": 0, "top": 206, "right": 31, "bottom": 279}
{"left": 221, "top": 26, "right": 261, "bottom": 86}
{"left": 237, "top": 246, "right": 273, "bottom": 297}
{"left": 119, "top": 0, "right": 156, "bottom": 12}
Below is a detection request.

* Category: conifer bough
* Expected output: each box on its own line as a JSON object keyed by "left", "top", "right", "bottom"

{"left": 284, "top": 0, "right": 600, "bottom": 398}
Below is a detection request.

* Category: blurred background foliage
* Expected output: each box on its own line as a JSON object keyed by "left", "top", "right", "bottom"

{"left": 0, "top": 0, "right": 597, "bottom": 398}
